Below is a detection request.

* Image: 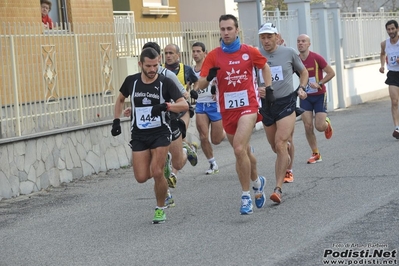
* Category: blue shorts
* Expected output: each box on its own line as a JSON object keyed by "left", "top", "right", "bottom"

{"left": 300, "top": 94, "right": 327, "bottom": 113}
{"left": 195, "top": 102, "right": 222, "bottom": 122}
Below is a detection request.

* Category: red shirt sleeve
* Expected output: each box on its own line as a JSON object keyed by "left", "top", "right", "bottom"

{"left": 249, "top": 46, "right": 267, "bottom": 69}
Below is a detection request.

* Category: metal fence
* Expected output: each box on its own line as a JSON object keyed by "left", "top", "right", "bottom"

{"left": 0, "top": 20, "right": 221, "bottom": 140}
{"left": 114, "top": 19, "right": 221, "bottom": 64}
{"left": 264, "top": 8, "right": 398, "bottom": 64}
{"left": 0, "top": 22, "right": 116, "bottom": 139}
{"left": 340, "top": 9, "right": 394, "bottom": 63}
{"left": 263, "top": 10, "right": 300, "bottom": 48}
{"left": 0, "top": 9, "right": 398, "bottom": 141}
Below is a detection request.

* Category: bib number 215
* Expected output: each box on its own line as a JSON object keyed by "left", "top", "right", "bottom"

{"left": 224, "top": 90, "right": 249, "bottom": 109}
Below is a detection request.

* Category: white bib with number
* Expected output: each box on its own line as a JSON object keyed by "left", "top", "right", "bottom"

{"left": 224, "top": 90, "right": 249, "bottom": 109}
{"left": 388, "top": 53, "right": 399, "bottom": 66}
{"left": 385, "top": 39, "right": 399, "bottom": 71}
{"left": 135, "top": 106, "right": 161, "bottom": 129}
{"left": 306, "top": 77, "right": 318, "bottom": 94}
{"left": 270, "top": 66, "right": 284, "bottom": 82}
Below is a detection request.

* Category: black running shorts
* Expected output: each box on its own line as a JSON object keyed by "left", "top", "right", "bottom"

{"left": 260, "top": 92, "right": 297, "bottom": 127}
{"left": 130, "top": 132, "right": 171, "bottom": 151}
{"left": 385, "top": 70, "right": 399, "bottom": 87}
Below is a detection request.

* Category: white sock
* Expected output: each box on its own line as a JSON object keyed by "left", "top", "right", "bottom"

{"left": 208, "top": 157, "right": 215, "bottom": 164}
{"left": 252, "top": 176, "right": 261, "bottom": 189}
{"left": 242, "top": 191, "right": 250, "bottom": 197}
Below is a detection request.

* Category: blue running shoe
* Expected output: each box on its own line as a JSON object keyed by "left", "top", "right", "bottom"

{"left": 165, "top": 190, "right": 175, "bottom": 208}
{"left": 240, "top": 195, "right": 253, "bottom": 215}
{"left": 253, "top": 176, "right": 266, "bottom": 208}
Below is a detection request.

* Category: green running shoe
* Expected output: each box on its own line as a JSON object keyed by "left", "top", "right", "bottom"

{"left": 183, "top": 142, "right": 198, "bottom": 166}
{"left": 166, "top": 173, "right": 177, "bottom": 189}
{"left": 164, "top": 153, "right": 176, "bottom": 188}
{"left": 191, "top": 142, "right": 198, "bottom": 153}
{"left": 152, "top": 208, "right": 166, "bottom": 224}
{"left": 164, "top": 152, "right": 172, "bottom": 181}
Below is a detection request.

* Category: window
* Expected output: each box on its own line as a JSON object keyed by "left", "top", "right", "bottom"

{"left": 113, "top": 0, "right": 130, "bottom": 11}
{"left": 41, "top": 0, "right": 69, "bottom": 30}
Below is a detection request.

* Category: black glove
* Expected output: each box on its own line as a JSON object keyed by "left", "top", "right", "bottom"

{"left": 265, "top": 86, "right": 275, "bottom": 108}
{"left": 211, "top": 85, "right": 217, "bottom": 95}
{"left": 111, "top": 118, "right": 121, "bottom": 136}
{"left": 190, "top": 90, "right": 198, "bottom": 100}
{"left": 207, "top": 67, "right": 220, "bottom": 82}
{"left": 151, "top": 103, "right": 168, "bottom": 117}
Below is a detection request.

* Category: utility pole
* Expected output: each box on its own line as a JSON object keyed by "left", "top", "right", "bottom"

{"left": 256, "top": 0, "right": 263, "bottom": 28}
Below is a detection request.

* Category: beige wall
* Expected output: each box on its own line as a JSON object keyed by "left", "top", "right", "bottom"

{"left": 68, "top": 0, "right": 114, "bottom": 23}
{"left": 178, "top": 0, "right": 226, "bottom": 22}
{"left": 0, "top": 0, "right": 40, "bottom": 24}
{"left": 0, "top": 0, "right": 114, "bottom": 27}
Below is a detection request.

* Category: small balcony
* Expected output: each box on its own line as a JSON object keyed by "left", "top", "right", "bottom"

{"left": 142, "top": 6, "right": 177, "bottom": 16}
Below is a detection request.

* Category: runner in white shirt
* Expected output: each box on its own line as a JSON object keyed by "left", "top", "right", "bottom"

{"left": 190, "top": 42, "right": 225, "bottom": 175}
{"left": 379, "top": 19, "right": 399, "bottom": 139}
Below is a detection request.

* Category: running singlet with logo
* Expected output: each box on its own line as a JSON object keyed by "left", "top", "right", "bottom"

{"left": 200, "top": 44, "right": 267, "bottom": 113}
{"left": 119, "top": 73, "right": 183, "bottom": 134}
{"left": 385, "top": 38, "right": 399, "bottom": 72}
{"left": 300, "top": 51, "right": 327, "bottom": 95}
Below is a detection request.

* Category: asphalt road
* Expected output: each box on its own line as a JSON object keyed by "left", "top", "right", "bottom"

{"left": 1, "top": 97, "right": 398, "bottom": 266}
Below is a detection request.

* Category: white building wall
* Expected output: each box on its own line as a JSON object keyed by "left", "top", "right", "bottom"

{"left": 179, "top": 0, "right": 238, "bottom": 22}
{"left": 224, "top": 0, "right": 239, "bottom": 17}
{"left": 342, "top": 62, "right": 388, "bottom": 106}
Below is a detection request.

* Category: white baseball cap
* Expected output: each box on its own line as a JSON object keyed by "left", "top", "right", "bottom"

{"left": 258, "top": 23, "right": 278, "bottom": 35}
